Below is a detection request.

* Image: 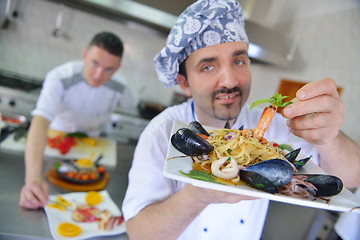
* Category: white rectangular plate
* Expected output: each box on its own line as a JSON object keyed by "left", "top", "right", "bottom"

{"left": 163, "top": 120, "right": 360, "bottom": 213}
{"left": 44, "top": 190, "right": 125, "bottom": 240}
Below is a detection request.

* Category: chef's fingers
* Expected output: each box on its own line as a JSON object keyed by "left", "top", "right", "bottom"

{"left": 296, "top": 78, "right": 340, "bottom": 101}
{"left": 20, "top": 182, "right": 48, "bottom": 209}
{"left": 28, "top": 182, "right": 48, "bottom": 206}
{"left": 19, "top": 185, "right": 43, "bottom": 209}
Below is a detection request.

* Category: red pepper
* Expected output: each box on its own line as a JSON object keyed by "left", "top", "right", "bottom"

{"left": 197, "top": 133, "right": 208, "bottom": 140}
{"left": 47, "top": 135, "right": 77, "bottom": 154}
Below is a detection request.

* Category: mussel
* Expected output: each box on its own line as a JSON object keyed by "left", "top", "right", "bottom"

{"left": 188, "top": 121, "right": 209, "bottom": 136}
{"left": 284, "top": 148, "right": 312, "bottom": 170}
{"left": 240, "top": 159, "right": 294, "bottom": 193}
{"left": 171, "top": 128, "right": 214, "bottom": 156}
{"left": 296, "top": 174, "right": 343, "bottom": 197}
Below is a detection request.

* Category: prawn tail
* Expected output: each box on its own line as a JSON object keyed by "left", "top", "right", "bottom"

{"left": 254, "top": 104, "right": 277, "bottom": 140}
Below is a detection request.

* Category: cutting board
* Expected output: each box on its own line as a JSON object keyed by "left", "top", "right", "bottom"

{"left": 0, "top": 130, "right": 117, "bottom": 167}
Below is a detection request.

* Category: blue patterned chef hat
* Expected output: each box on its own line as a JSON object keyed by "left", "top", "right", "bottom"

{"left": 153, "top": 0, "right": 248, "bottom": 87}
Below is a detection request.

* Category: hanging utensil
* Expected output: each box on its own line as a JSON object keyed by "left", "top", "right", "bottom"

{"left": 52, "top": 3, "right": 65, "bottom": 38}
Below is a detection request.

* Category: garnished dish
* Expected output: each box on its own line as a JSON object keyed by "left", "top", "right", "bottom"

{"left": 55, "top": 154, "right": 106, "bottom": 184}
{"left": 45, "top": 190, "right": 125, "bottom": 240}
{"left": 170, "top": 93, "right": 343, "bottom": 199}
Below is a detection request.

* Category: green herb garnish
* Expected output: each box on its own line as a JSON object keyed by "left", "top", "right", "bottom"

{"left": 250, "top": 93, "right": 293, "bottom": 110}
{"left": 278, "top": 144, "right": 294, "bottom": 152}
{"left": 179, "top": 170, "right": 223, "bottom": 184}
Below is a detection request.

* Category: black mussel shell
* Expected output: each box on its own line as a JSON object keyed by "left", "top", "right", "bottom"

{"left": 240, "top": 159, "right": 294, "bottom": 191}
{"left": 284, "top": 148, "right": 311, "bottom": 170}
{"left": 224, "top": 121, "right": 231, "bottom": 129}
{"left": 239, "top": 170, "right": 279, "bottom": 193}
{"left": 300, "top": 174, "right": 343, "bottom": 197}
{"left": 293, "top": 156, "right": 312, "bottom": 170}
{"left": 188, "top": 121, "right": 209, "bottom": 136}
{"left": 284, "top": 148, "right": 301, "bottom": 163}
{"left": 171, "top": 128, "right": 214, "bottom": 156}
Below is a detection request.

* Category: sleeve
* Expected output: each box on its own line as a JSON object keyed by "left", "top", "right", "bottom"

{"left": 122, "top": 119, "right": 178, "bottom": 221}
{"left": 31, "top": 68, "right": 64, "bottom": 121}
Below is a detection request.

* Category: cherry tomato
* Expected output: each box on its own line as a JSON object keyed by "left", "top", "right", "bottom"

{"left": 97, "top": 166, "right": 106, "bottom": 174}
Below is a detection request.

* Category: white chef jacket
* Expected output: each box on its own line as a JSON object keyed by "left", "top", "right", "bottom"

{"left": 335, "top": 187, "right": 360, "bottom": 240}
{"left": 122, "top": 99, "right": 319, "bottom": 240}
{"left": 32, "top": 61, "right": 128, "bottom": 137}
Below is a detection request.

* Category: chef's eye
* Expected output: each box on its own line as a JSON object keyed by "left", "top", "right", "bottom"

{"left": 234, "top": 60, "right": 244, "bottom": 65}
{"left": 105, "top": 68, "right": 114, "bottom": 73}
{"left": 92, "top": 61, "right": 99, "bottom": 67}
{"left": 202, "top": 65, "right": 214, "bottom": 72}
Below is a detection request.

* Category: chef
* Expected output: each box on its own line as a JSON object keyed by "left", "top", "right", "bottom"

{"left": 19, "top": 31, "right": 132, "bottom": 209}
{"left": 122, "top": 0, "right": 360, "bottom": 239}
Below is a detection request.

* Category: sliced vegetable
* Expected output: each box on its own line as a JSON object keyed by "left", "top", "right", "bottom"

{"left": 65, "top": 132, "right": 88, "bottom": 138}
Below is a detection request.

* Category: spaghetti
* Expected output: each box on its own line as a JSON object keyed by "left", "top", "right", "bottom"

{"left": 199, "top": 128, "right": 284, "bottom": 168}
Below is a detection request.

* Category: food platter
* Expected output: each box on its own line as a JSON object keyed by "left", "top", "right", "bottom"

{"left": 44, "top": 190, "right": 125, "bottom": 240}
{"left": 163, "top": 120, "right": 360, "bottom": 213}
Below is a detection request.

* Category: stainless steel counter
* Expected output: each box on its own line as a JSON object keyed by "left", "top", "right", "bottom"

{"left": 0, "top": 142, "right": 136, "bottom": 240}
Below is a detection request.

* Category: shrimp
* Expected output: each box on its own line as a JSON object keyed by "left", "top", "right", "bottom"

{"left": 250, "top": 93, "right": 292, "bottom": 141}
{"left": 253, "top": 104, "right": 277, "bottom": 140}
{"left": 211, "top": 157, "right": 240, "bottom": 180}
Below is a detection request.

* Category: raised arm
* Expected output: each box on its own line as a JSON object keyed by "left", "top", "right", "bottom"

{"left": 282, "top": 78, "right": 360, "bottom": 187}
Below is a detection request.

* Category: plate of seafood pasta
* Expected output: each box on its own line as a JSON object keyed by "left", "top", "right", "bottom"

{"left": 164, "top": 120, "right": 360, "bottom": 213}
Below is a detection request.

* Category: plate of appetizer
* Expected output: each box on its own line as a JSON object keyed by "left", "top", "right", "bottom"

{"left": 44, "top": 190, "right": 125, "bottom": 240}
{"left": 55, "top": 154, "right": 106, "bottom": 184}
{"left": 163, "top": 94, "right": 360, "bottom": 213}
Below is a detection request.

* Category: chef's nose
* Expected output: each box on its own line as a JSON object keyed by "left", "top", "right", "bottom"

{"left": 94, "top": 67, "right": 105, "bottom": 79}
{"left": 219, "top": 67, "right": 238, "bottom": 89}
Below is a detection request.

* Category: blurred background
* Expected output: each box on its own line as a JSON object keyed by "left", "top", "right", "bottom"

{"left": 1, "top": 1, "right": 359, "bottom": 239}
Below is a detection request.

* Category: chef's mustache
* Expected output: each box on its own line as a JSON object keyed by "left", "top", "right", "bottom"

{"left": 213, "top": 87, "right": 242, "bottom": 98}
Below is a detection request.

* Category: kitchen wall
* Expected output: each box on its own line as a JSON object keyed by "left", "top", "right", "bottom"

{"left": 1, "top": 0, "right": 360, "bottom": 144}
{"left": 0, "top": 0, "right": 182, "bottom": 108}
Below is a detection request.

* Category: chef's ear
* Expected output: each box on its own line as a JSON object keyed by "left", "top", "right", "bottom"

{"left": 176, "top": 74, "right": 191, "bottom": 97}
{"left": 82, "top": 49, "right": 88, "bottom": 60}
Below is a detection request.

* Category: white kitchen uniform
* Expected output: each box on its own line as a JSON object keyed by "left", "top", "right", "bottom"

{"left": 32, "top": 61, "right": 128, "bottom": 137}
{"left": 335, "top": 187, "right": 360, "bottom": 240}
{"left": 122, "top": 99, "right": 319, "bottom": 240}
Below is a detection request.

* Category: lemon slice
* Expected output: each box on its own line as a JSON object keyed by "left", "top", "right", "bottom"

{"left": 56, "top": 194, "right": 71, "bottom": 207}
{"left": 47, "top": 203, "right": 66, "bottom": 211}
{"left": 57, "top": 222, "right": 82, "bottom": 237}
{"left": 85, "top": 191, "right": 103, "bottom": 205}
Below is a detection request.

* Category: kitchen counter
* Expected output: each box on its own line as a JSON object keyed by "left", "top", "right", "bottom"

{"left": 0, "top": 142, "right": 136, "bottom": 240}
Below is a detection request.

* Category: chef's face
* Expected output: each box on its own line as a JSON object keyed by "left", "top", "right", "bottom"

{"left": 177, "top": 41, "right": 251, "bottom": 127}
{"left": 82, "top": 46, "right": 121, "bottom": 87}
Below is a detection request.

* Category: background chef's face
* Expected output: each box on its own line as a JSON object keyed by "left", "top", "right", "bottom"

{"left": 82, "top": 46, "right": 121, "bottom": 87}
{"left": 180, "top": 41, "right": 251, "bottom": 123}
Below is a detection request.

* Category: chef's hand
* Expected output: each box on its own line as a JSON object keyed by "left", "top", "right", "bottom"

{"left": 185, "top": 184, "right": 257, "bottom": 205}
{"left": 282, "top": 78, "right": 344, "bottom": 145}
{"left": 19, "top": 180, "right": 49, "bottom": 209}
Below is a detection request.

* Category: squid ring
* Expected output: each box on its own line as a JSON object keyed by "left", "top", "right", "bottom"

{"left": 211, "top": 157, "right": 240, "bottom": 180}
